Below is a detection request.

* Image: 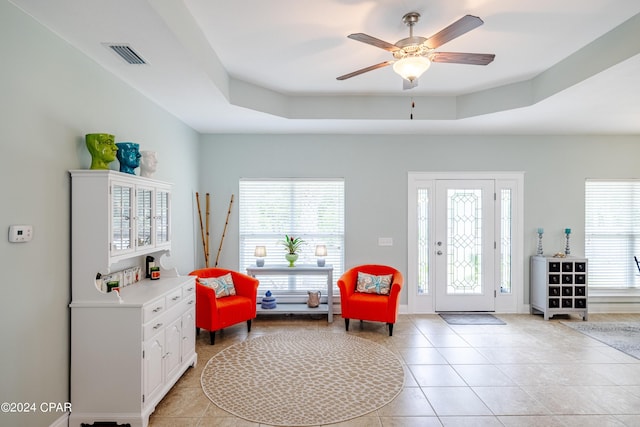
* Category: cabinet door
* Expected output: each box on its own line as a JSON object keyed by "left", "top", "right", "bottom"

{"left": 136, "top": 186, "right": 154, "bottom": 250}
{"left": 111, "top": 181, "right": 135, "bottom": 255}
{"left": 164, "top": 317, "right": 182, "bottom": 380}
{"left": 143, "top": 333, "right": 165, "bottom": 405}
{"left": 155, "top": 189, "right": 171, "bottom": 247}
{"left": 181, "top": 308, "right": 196, "bottom": 362}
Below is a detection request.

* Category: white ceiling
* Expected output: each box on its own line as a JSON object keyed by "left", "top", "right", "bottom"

{"left": 10, "top": 0, "right": 640, "bottom": 135}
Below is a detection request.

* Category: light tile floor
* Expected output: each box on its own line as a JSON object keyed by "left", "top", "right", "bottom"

{"left": 149, "top": 313, "right": 640, "bottom": 426}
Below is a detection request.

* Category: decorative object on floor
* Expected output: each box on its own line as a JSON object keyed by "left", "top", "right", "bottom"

{"left": 315, "top": 244, "right": 327, "bottom": 266}
{"left": 189, "top": 267, "right": 259, "bottom": 345}
{"left": 281, "top": 234, "right": 305, "bottom": 267}
{"left": 215, "top": 194, "right": 234, "bottom": 267}
{"left": 261, "top": 290, "right": 276, "bottom": 309}
{"left": 562, "top": 321, "right": 640, "bottom": 360}
{"left": 139, "top": 150, "right": 157, "bottom": 177}
{"left": 201, "top": 332, "right": 404, "bottom": 426}
{"left": 307, "top": 290, "right": 321, "bottom": 308}
{"left": 85, "top": 133, "right": 117, "bottom": 170}
{"left": 254, "top": 245, "right": 266, "bottom": 267}
{"left": 439, "top": 313, "right": 506, "bottom": 325}
{"left": 195, "top": 192, "right": 211, "bottom": 267}
{"left": 564, "top": 228, "right": 571, "bottom": 255}
{"left": 115, "top": 142, "right": 141, "bottom": 174}
{"left": 537, "top": 227, "right": 544, "bottom": 255}
{"left": 337, "top": 264, "right": 403, "bottom": 336}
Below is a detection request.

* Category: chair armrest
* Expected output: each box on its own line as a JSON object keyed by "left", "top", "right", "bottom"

{"left": 195, "top": 282, "right": 218, "bottom": 330}
{"left": 337, "top": 268, "right": 359, "bottom": 298}
{"left": 196, "top": 282, "right": 217, "bottom": 306}
{"left": 385, "top": 274, "right": 404, "bottom": 320}
{"left": 229, "top": 271, "right": 260, "bottom": 305}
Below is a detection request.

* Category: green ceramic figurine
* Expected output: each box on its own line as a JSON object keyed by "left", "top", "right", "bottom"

{"left": 85, "top": 133, "right": 118, "bottom": 170}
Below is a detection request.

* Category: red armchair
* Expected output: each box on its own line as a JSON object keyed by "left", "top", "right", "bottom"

{"left": 189, "top": 268, "right": 259, "bottom": 345}
{"left": 337, "top": 264, "right": 403, "bottom": 336}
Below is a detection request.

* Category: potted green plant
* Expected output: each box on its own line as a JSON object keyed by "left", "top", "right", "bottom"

{"left": 280, "top": 234, "right": 305, "bottom": 267}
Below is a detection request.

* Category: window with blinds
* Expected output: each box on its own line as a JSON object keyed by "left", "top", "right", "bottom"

{"left": 239, "top": 179, "right": 345, "bottom": 295}
{"left": 585, "top": 180, "right": 640, "bottom": 288}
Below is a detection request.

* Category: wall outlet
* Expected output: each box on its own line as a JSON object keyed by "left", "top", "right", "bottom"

{"left": 378, "top": 237, "right": 393, "bottom": 246}
{"left": 8, "top": 225, "right": 33, "bottom": 243}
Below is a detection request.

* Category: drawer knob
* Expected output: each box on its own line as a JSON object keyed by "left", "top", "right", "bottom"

{"left": 153, "top": 323, "right": 163, "bottom": 330}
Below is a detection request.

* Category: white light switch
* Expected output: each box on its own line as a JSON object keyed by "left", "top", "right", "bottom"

{"left": 8, "top": 225, "right": 33, "bottom": 243}
{"left": 378, "top": 237, "right": 393, "bottom": 246}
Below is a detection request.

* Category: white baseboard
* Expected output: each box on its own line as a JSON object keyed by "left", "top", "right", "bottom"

{"left": 588, "top": 303, "right": 640, "bottom": 313}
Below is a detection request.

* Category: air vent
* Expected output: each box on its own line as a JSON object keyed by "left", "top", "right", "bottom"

{"left": 105, "top": 44, "right": 147, "bottom": 65}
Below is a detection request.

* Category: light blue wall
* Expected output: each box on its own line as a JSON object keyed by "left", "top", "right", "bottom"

{"left": 199, "top": 134, "right": 640, "bottom": 306}
{"left": 0, "top": 2, "right": 199, "bottom": 426}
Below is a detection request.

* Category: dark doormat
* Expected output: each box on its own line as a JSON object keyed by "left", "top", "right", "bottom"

{"left": 439, "top": 313, "right": 506, "bottom": 325}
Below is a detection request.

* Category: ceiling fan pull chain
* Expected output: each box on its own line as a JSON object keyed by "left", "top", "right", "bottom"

{"left": 410, "top": 97, "right": 415, "bottom": 120}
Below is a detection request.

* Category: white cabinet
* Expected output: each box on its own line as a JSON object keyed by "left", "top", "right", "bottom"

{"left": 109, "top": 175, "right": 171, "bottom": 260}
{"left": 70, "top": 278, "right": 197, "bottom": 427}
{"left": 530, "top": 256, "right": 588, "bottom": 320}
{"left": 69, "top": 170, "right": 195, "bottom": 427}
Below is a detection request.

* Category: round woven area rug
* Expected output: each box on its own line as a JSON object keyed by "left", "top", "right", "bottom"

{"left": 201, "top": 331, "right": 404, "bottom": 426}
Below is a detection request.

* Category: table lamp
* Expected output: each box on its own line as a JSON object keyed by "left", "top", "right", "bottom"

{"left": 315, "top": 245, "right": 327, "bottom": 267}
{"left": 254, "top": 246, "right": 267, "bottom": 267}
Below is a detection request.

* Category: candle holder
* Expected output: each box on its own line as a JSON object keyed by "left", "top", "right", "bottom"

{"left": 564, "top": 228, "right": 571, "bottom": 256}
{"left": 537, "top": 232, "right": 544, "bottom": 255}
{"left": 536, "top": 228, "right": 544, "bottom": 256}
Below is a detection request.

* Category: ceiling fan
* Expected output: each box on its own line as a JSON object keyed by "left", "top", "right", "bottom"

{"left": 337, "top": 12, "right": 495, "bottom": 89}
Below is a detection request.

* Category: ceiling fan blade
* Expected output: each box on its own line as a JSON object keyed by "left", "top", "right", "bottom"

{"left": 431, "top": 52, "right": 495, "bottom": 65}
{"left": 347, "top": 33, "right": 399, "bottom": 52}
{"left": 336, "top": 61, "right": 393, "bottom": 80}
{"left": 426, "top": 15, "right": 484, "bottom": 49}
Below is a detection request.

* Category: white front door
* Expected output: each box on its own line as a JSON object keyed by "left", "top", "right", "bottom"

{"left": 434, "top": 180, "right": 495, "bottom": 311}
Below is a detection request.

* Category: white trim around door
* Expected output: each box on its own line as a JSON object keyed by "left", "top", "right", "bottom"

{"left": 407, "top": 172, "right": 525, "bottom": 314}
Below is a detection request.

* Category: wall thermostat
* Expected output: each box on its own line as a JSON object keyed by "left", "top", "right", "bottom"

{"left": 8, "top": 225, "right": 33, "bottom": 243}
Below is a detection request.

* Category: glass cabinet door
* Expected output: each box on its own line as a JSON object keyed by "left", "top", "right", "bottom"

{"left": 155, "top": 189, "right": 170, "bottom": 246}
{"left": 111, "top": 182, "right": 134, "bottom": 254}
{"left": 137, "top": 187, "right": 153, "bottom": 250}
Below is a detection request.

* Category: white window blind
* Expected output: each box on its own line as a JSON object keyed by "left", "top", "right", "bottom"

{"left": 239, "top": 179, "right": 344, "bottom": 295}
{"left": 585, "top": 180, "right": 640, "bottom": 288}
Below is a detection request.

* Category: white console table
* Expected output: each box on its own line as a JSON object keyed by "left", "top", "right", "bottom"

{"left": 246, "top": 264, "right": 334, "bottom": 322}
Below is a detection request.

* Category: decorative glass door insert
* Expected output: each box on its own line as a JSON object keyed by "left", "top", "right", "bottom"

{"left": 435, "top": 180, "right": 495, "bottom": 311}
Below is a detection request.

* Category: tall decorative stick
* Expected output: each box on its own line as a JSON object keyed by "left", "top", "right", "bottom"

{"left": 205, "top": 193, "right": 211, "bottom": 267}
{"left": 195, "top": 192, "right": 209, "bottom": 267}
{"left": 564, "top": 228, "right": 571, "bottom": 256}
{"left": 215, "top": 194, "right": 234, "bottom": 267}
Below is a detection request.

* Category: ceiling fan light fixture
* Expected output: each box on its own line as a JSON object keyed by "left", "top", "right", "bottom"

{"left": 393, "top": 56, "right": 431, "bottom": 82}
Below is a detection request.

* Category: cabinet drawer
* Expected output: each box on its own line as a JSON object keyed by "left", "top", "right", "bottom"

{"left": 176, "top": 293, "right": 196, "bottom": 314}
{"left": 143, "top": 312, "right": 167, "bottom": 340}
{"left": 165, "top": 288, "right": 183, "bottom": 309}
{"left": 143, "top": 298, "right": 166, "bottom": 323}
{"left": 183, "top": 281, "right": 196, "bottom": 296}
